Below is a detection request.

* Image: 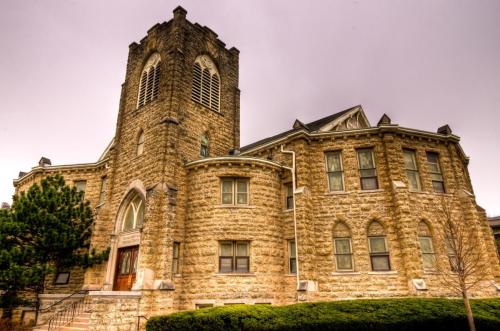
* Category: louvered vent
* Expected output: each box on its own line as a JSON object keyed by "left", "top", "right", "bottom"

{"left": 201, "top": 68, "right": 211, "bottom": 108}
{"left": 138, "top": 72, "right": 147, "bottom": 107}
{"left": 145, "top": 67, "right": 155, "bottom": 102}
{"left": 152, "top": 65, "right": 160, "bottom": 100}
{"left": 210, "top": 74, "right": 219, "bottom": 111}
{"left": 136, "top": 52, "right": 161, "bottom": 108}
{"left": 192, "top": 62, "right": 202, "bottom": 102}
{"left": 191, "top": 55, "right": 220, "bottom": 112}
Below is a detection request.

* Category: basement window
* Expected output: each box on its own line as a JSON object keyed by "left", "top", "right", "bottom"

{"left": 54, "top": 272, "right": 70, "bottom": 285}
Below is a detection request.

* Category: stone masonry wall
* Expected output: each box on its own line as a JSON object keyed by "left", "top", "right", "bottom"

{"left": 13, "top": 164, "right": 107, "bottom": 294}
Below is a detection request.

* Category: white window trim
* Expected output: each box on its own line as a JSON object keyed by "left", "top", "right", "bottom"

{"left": 325, "top": 151, "right": 345, "bottom": 192}
{"left": 418, "top": 236, "right": 436, "bottom": 271}
{"left": 220, "top": 178, "right": 249, "bottom": 206}
{"left": 368, "top": 236, "right": 391, "bottom": 271}
{"left": 403, "top": 149, "right": 422, "bottom": 191}
{"left": 357, "top": 148, "right": 378, "bottom": 190}
{"left": 333, "top": 237, "right": 354, "bottom": 272}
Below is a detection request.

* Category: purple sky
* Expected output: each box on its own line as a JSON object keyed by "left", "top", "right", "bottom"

{"left": 0, "top": 0, "right": 499, "bottom": 215}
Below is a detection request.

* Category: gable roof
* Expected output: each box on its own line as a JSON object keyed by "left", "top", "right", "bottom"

{"left": 240, "top": 105, "right": 368, "bottom": 152}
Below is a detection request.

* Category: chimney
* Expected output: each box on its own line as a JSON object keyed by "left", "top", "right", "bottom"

{"left": 39, "top": 157, "right": 52, "bottom": 167}
{"left": 437, "top": 125, "right": 452, "bottom": 135}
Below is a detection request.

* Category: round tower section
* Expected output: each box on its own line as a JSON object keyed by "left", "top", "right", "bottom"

{"left": 180, "top": 157, "right": 285, "bottom": 308}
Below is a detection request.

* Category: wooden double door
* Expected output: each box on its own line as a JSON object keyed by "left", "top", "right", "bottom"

{"left": 114, "top": 245, "right": 139, "bottom": 291}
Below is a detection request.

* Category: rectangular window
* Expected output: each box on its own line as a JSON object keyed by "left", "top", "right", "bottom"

{"left": 325, "top": 151, "right": 344, "bottom": 191}
{"left": 285, "top": 183, "right": 293, "bottom": 210}
{"left": 368, "top": 237, "right": 390, "bottom": 271}
{"left": 426, "top": 152, "right": 445, "bottom": 193}
{"left": 334, "top": 238, "right": 354, "bottom": 271}
{"left": 221, "top": 178, "right": 249, "bottom": 205}
{"left": 74, "top": 180, "right": 86, "bottom": 199}
{"left": 219, "top": 241, "right": 249, "bottom": 273}
{"left": 288, "top": 240, "right": 297, "bottom": 274}
{"left": 172, "top": 242, "right": 180, "bottom": 274}
{"left": 54, "top": 272, "right": 70, "bottom": 285}
{"left": 99, "top": 176, "right": 107, "bottom": 204}
{"left": 418, "top": 237, "right": 436, "bottom": 271}
{"left": 403, "top": 149, "right": 421, "bottom": 191}
{"left": 446, "top": 240, "right": 458, "bottom": 271}
{"left": 357, "top": 148, "right": 378, "bottom": 190}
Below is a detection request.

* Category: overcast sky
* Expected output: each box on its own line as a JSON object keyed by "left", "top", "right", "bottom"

{"left": 0, "top": 0, "right": 499, "bottom": 215}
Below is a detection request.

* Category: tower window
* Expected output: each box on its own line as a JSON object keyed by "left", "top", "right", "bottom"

{"left": 137, "top": 53, "right": 161, "bottom": 108}
{"left": 403, "top": 149, "right": 421, "bottom": 191}
{"left": 191, "top": 55, "right": 220, "bottom": 112}
{"left": 426, "top": 152, "right": 445, "bottom": 193}
{"left": 200, "top": 133, "right": 209, "bottom": 157}
{"left": 136, "top": 130, "right": 145, "bottom": 156}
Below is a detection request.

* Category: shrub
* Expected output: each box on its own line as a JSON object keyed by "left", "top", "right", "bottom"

{"left": 146, "top": 298, "right": 500, "bottom": 331}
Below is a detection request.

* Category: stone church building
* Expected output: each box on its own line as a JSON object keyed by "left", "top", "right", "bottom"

{"left": 13, "top": 6, "right": 500, "bottom": 329}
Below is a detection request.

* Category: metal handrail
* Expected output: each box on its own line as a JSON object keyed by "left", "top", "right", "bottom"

{"left": 39, "top": 289, "right": 88, "bottom": 313}
{"left": 45, "top": 292, "right": 90, "bottom": 331}
{"left": 137, "top": 315, "right": 149, "bottom": 331}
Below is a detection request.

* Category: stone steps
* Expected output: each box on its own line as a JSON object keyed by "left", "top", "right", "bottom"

{"left": 33, "top": 312, "right": 90, "bottom": 331}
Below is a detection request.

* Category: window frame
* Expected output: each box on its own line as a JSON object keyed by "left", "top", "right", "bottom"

{"left": 368, "top": 236, "right": 391, "bottom": 271}
{"left": 137, "top": 53, "right": 161, "bottom": 108}
{"left": 426, "top": 152, "right": 445, "bottom": 193}
{"left": 121, "top": 195, "right": 145, "bottom": 232}
{"left": 218, "top": 241, "right": 250, "bottom": 273}
{"left": 403, "top": 149, "right": 421, "bottom": 191}
{"left": 418, "top": 236, "right": 436, "bottom": 271}
{"left": 172, "top": 242, "right": 180, "bottom": 275}
{"left": 98, "top": 176, "right": 107, "bottom": 205}
{"left": 54, "top": 272, "right": 70, "bottom": 285}
{"left": 220, "top": 178, "right": 249, "bottom": 206}
{"left": 325, "top": 151, "right": 344, "bottom": 192}
{"left": 191, "top": 56, "right": 220, "bottom": 112}
{"left": 137, "top": 130, "right": 145, "bottom": 156}
{"left": 333, "top": 237, "right": 354, "bottom": 271}
{"left": 285, "top": 183, "right": 293, "bottom": 210}
{"left": 200, "top": 133, "right": 209, "bottom": 157}
{"left": 288, "top": 240, "right": 297, "bottom": 274}
{"left": 357, "top": 148, "right": 379, "bottom": 190}
{"left": 74, "top": 180, "right": 86, "bottom": 200}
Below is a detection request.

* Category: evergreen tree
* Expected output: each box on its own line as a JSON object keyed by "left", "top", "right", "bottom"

{"left": 0, "top": 175, "right": 109, "bottom": 320}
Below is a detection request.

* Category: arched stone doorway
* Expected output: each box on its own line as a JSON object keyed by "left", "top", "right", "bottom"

{"left": 103, "top": 184, "right": 146, "bottom": 291}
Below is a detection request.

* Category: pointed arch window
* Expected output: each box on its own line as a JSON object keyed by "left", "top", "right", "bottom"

{"left": 418, "top": 221, "right": 436, "bottom": 271}
{"left": 200, "top": 133, "right": 209, "bottom": 157}
{"left": 367, "top": 221, "right": 390, "bottom": 271}
{"left": 333, "top": 222, "right": 354, "bottom": 271}
{"left": 122, "top": 194, "right": 144, "bottom": 231}
{"left": 137, "top": 53, "right": 161, "bottom": 108}
{"left": 136, "top": 130, "right": 145, "bottom": 156}
{"left": 191, "top": 55, "right": 220, "bottom": 112}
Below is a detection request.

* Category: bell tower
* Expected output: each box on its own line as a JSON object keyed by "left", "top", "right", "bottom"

{"left": 94, "top": 6, "right": 240, "bottom": 291}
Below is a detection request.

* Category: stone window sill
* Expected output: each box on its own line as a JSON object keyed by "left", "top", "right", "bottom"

{"left": 282, "top": 209, "right": 293, "bottom": 213}
{"left": 332, "top": 271, "right": 361, "bottom": 276}
{"left": 367, "top": 271, "right": 398, "bottom": 275}
{"left": 285, "top": 274, "right": 297, "bottom": 277}
{"left": 324, "top": 191, "right": 349, "bottom": 196}
{"left": 423, "top": 270, "right": 440, "bottom": 275}
{"left": 215, "top": 273, "right": 255, "bottom": 277}
{"left": 173, "top": 274, "right": 182, "bottom": 278}
{"left": 358, "top": 189, "right": 384, "bottom": 194}
{"left": 215, "top": 205, "right": 256, "bottom": 209}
